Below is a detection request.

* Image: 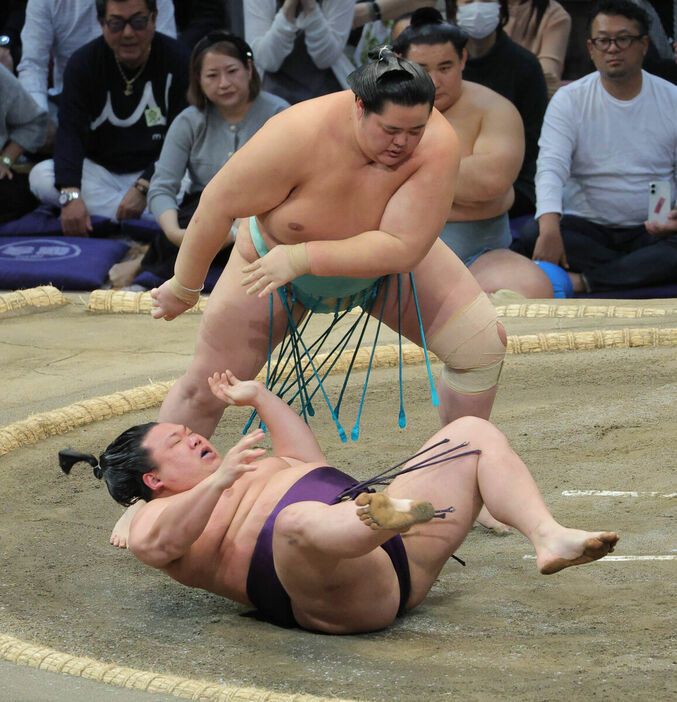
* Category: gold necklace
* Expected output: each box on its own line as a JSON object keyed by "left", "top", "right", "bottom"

{"left": 114, "top": 50, "right": 150, "bottom": 96}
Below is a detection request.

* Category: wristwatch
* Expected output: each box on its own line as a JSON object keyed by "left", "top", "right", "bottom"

{"left": 58, "top": 189, "right": 81, "bottom": 206}
{"left": 133, "top": 180, "right": 149, "bottom": 196}
{"left": 0, "top": 36, "right": 10, "bottom": 48}
{"left": 0, "top": 155, "right": 12, "bottom": 168}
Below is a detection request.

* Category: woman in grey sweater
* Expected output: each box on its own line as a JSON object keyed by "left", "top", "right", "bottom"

{"left": 115, "top": 32, "right": 288, "bottom": 285}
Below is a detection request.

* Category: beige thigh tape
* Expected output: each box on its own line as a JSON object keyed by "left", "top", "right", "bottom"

{"left": 428, "top": 293, "right": 506, "bottom": 394}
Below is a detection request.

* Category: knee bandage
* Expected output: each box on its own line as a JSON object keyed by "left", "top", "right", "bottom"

{"left": 428, "top": 293, "right": 506, "bottom": 394}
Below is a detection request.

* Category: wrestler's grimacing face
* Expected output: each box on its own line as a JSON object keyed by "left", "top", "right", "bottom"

{"left": 357, "top": 99, "right": 430, "bottom": 166}
{"left": 143, "top": 423, "right": 221, "bottom": 493}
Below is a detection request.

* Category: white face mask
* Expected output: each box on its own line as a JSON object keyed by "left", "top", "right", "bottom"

{"left": 455, "top": 2, "right": 501, "bottom": 39}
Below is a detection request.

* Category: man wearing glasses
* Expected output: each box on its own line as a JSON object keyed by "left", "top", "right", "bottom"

{"left": 27, "top": 0, "right": 189, "bottom": 236}
{"left": 18, "top": 0, "right": 176, "bottom": 129}
{"left": 511, "top": 0, "right": 677, "bottom": 294}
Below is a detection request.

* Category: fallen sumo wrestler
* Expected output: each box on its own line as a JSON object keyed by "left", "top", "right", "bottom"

{"left": 60, "top": 370, "right": 619, "bottom": 634}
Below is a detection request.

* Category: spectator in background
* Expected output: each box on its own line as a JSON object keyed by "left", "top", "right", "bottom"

{"left": 0, "top": 1, "right": 26, "bottom": 73}
{"left": 349, "top": 0, "right": 436, "bottom": 67}
{"left": 111, "top": 32, "right": 289, "bottom": 287}
{"left": 172, "top": 0, "right": 229, "bottom": 49}
{"left": 446, "top": 0, "right": 548, "bottom": 218}
{"left": 17, "top": 0, "right": 176, "bottom": 133}
{"left": 244, "top": 0, "right": 355, "bottom": 104}
{"left": 504, "top": 0, "right": 571, "bottom": 98}
{"left": 0, "top": 64, "right": 47, "bottom": 223}
{"left": 512, "top": 0, "right": 677, "bottom": 294}
{"left": 393, "top": 9, "right": 553, "bottom": 298}
{"left": 28, "top": 0, "right": 189, "bottom": 237}
{"left": 628, "top": 0, "right": 677, "bottom": 84}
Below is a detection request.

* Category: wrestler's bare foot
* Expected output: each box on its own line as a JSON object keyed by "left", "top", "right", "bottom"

{"left": 475, "top": 504, "right": 511, "bottom": 535}
{"left": 537, "top": 528, "right": 619, "bottom": 574}
{"left": 355, "top": 492, "right": 435, "bottom": 532}
{"left": 110, "top": 500, "right": 145, "bottom": 548}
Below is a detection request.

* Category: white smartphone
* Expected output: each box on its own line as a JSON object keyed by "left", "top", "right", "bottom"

{"left": 648, "top": 181, "right": 671, "bottom": 226}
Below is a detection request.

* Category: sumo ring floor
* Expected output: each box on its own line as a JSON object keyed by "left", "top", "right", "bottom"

{"left": 1, "top": 288, "right": 675, "bottom": 701}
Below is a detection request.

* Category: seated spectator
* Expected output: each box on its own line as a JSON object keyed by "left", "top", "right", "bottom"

{"left": 0, "top": 63, "right": 47, "bottom": 224}
{"left": 511, "top": 0, "right": 677, "bottom": 294}
{"left": 172, "top": 0, "right": 229, "bottom": 50}
{"left": 504, "top": 0, "right": 571, "bottom": 98}
{"left": 393, "top": 9, "right": 552, "bottom": 298}
{"left": 111, "top": 32, "right": 289, "bottom": 287}
{"left": 445, "top": 0, "right": 548, "bottom": 217}
{"left": 0, "top": 1, "right": 26, "bottom": 73}
{"left": 244, "top": 0, "right": 355, "bottom": 104}
{"left": 349, "top": 1, "right": 435, "bottom": 67}
{"left": 17, "top": 0, "right": 175, "bottom": 134}
{"left": 628, "top": 0, "right": 677, "bottom": 84}
{"left": 28, "top": 0, "right": 189, "bottom": 237}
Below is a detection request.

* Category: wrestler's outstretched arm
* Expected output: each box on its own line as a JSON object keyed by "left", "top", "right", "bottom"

{"left": 150, "top": 109, "right": 307, "bottom": 320}
{"left": 208, "top": 370, "right": 326, "bottom": 463}
{"left": 129, "top": 430, "right": 266, "bottom": 568}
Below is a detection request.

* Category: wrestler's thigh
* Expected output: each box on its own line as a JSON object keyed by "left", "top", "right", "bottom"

{"left": 384, "top": 424, "right": 483, "bottom": 601}
{"left": 188, "top": 248, "right": 297, "bottom": 380}
{"left": 274, "top": 527, "right": 400, "bottom": 632}
{"left": 470, "top": 249, "right": 553, "bottom": 298}
{"left": 377, "top": 239, "right": 485, "bottom": 343}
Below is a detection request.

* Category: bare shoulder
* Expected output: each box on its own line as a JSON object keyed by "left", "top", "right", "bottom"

{"left": 462, "top": 80, "right": 520, "bottom": 119}
{"left": 418, "top": 108, "right": 459, "bottom": 165}
{"left": 246, "top": 91, "right": 352, "bottom": 155}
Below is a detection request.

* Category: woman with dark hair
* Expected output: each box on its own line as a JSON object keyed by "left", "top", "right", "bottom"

{"left": 120, "top": 32, "right": 289, "bottom": 285}
{"left": 504, "top": 0, "right": 571, "bottom": 98}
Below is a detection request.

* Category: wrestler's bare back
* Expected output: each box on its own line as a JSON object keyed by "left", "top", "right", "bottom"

{"left": 129, "top": 457, "right": 325, "bottom": 605}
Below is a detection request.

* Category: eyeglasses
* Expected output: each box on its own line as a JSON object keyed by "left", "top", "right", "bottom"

{"left": 589, "top": 34, "right": 645, "bottom": 51}
{"left": 103, "top": 14, "right": 151, "bottom": 33}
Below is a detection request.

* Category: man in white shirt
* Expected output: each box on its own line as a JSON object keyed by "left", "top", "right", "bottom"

{"left": 512, "top": 0, "right": 677, "bottom": 293}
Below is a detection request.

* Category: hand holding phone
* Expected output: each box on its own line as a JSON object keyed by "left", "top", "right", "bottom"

{"left": 648, "top": 181, "right": 671, "bottom": 226}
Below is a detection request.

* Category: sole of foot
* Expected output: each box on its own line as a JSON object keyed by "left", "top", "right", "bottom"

{"left": 539, "top": 532, "right": 620, "bottom": 574}
{"left": 355, "top": 492, "right": 435, "bottom": 531}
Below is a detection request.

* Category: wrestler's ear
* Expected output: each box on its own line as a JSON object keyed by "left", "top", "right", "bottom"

{"left": 142, "top": 471, "right": 163, "bottom": 492}
{"left": 460, "top": 47, "right": 468, "bottom": 71}
{"left": 355, "top": 97, "right": 366, "bottom": 119}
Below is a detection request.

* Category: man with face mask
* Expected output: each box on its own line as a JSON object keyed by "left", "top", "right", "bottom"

{"left": 446, "top": 0, "right": 548, "bottom": 218}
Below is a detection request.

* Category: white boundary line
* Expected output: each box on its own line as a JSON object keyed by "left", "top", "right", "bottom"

{"left": 561, "top": 490, "right": 676, "bottom": 498}
{"left": 523, "top": 555, "right": 675, "bottom": 562}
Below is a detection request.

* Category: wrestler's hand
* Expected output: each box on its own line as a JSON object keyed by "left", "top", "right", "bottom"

{"left": 208, "top": 370, "right": 262, "bottom": 407}
{"left": 150, "top": 280, "right": 193, "bottom": 321}
{"left": 213, "top": 428, "right": 266, "bottom": 491}
{"left": 241, "top": 243, "right": 310, "bottom": 298}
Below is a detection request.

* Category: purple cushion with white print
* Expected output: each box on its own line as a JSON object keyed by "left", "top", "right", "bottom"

{"left": 0, "top": 236, "right": 129, "bottom": 291}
